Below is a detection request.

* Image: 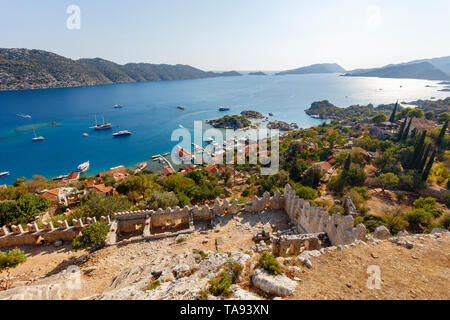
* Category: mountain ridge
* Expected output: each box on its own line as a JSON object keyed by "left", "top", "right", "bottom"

{"left": 276, "top": 63, "right": 346, "bottom": 76}
{"left": 344, "top": 57, "right": 450, "bottom": 81}
{"left": 0, "top": 48, "right": 242, "bottom": 91}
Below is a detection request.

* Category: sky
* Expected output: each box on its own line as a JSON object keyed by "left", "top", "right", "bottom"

{"left": 1, "top": 0, "right": 449, "bottom": 71}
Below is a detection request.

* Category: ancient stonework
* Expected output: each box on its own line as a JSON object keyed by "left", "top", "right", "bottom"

{"left": 0, "top": 184, "right": 367, "bottom": 248}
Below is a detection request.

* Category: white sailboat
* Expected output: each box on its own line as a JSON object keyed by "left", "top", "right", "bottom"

{"left": 0, "top": 171, "right": 10, "bottom": 177}
{"left": 32, "top": 128, "right": 45, "bottom": 141}
{"left": 78, "top": 161, "right": 90, "bottom": 172}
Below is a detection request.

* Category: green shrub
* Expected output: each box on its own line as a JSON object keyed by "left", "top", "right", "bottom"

{"left": 258, "top": 252, "right": 282, "bottom": 275}
{"left": 238, "top": 196, "right": 249, "bottom": 204}
{"left": 440, "top": 193, "right": 450, "bottom": 208}
{"left": 146, "top": 279, "right": 161, "bottom": 290}
{"left": 296, "top": 186, "right": 318, "bottom": 200}
{"left": 406, "top": 208, "right": 433, "bottom": 232}
{"left": 193, "top": 249, "right": 208, "bottom": 259}
{"left": 330, "top": 205, "right": 345, "bottom": 215}
{"left": 0, "top": 248, "right": 26, "bottom": 272}
{"left": 358, "top": 215, "right": 385, "bottom": 233}
{"left": 413, "top": 197, "right": 442, "bottom": 218}
{"left": 72, "top": 222, "right": 109, "bottom": 249}
{"left": 176, "top": 237, "right": 186, "bottom": 243}
{"left": 208, "top": 271, "right": 232, "bottom": 297}
{"left": 223, "top": 262, "right": 243, "bottom": 283}
{"left": 381, "top": 214, "right": 409, "bottom": 234}
{"left": 441, "top": 212, "right": 450, "bottom": 230}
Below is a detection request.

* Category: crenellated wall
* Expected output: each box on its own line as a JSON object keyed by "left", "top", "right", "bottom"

{"left": 0, "top": 185, "right": 366, "bottom": 248}
{"left": 283, "top": 184, "right": 367, "bottom": 245}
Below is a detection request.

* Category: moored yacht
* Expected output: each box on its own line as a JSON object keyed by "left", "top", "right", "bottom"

{"left": 0, "top": 171, "right": 10, "bottom": 177}
{"left": 32, "top": 128, "right": 44, "bottom": 141}
{"left": 90, "top": 116, "right": 112, "bottom": 130}
{"left": 78, "top": 161, "right": 90, "bottom": 173}
{"left": 113, "top": 130, "right": 132, "bottom": 137}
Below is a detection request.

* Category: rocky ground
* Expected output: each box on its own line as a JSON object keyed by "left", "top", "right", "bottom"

{"left": 0, "top": 209, "right": 449, "bottom": 300}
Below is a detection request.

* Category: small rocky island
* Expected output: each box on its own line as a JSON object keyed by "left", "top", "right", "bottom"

{"left": 248, "top": 71, "right": 267, "bottom": 76}
{"left": 241, "top": 110, "right": 264, "bottom": 119}
{"left": 267, "top": 121, "right": 298, "bottom": 131}
{"left": 207, "top": 115, "right": 251, "bottom": 129}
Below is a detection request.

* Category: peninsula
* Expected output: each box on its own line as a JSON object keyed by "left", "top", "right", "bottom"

{"left": 0, "top": 48, "right": 242, "bottom": 91}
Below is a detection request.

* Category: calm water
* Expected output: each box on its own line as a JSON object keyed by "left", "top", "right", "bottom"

{"left": 0, "top": 73, "right": 448, "bottom": 185}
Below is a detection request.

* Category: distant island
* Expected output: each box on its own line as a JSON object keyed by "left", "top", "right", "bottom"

{"left": 248, "top": 71, "right": 267, "bottom": 76}
{"left": 240, "top": 110, "right": 264, "bottom": 119}
{"left": 276, "top": 63, "right": 346, "bottom": 76}
{"left": 0, "top": 48, "right": 242, "bottom": 91}
{"left": 206, "top": 115, "right": 251, "bottom": 129}
{"left": 305, "top": 100, "right": 400, "bottom": 120}
{"left": 343, "top": 56, "right": 450, "bottom": 81}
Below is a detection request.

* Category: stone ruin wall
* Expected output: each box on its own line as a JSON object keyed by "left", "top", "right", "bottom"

{"left": 0, "top": 185, "right": 367, "bottom": 249}
{"left": 0, "top": 216, "right": 110, "bottom": 248}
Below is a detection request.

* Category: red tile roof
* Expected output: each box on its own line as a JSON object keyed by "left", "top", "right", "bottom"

{"left": 67, "top": 171, "right": 80, "bottom": 181}
{"left": 40, "top": 188, "right": 59, "bottom": 202}
{"left": 97, "top": 166, "right": 127, "bottom": 181}
{"left": 314, "top": 161, "right": 333, "bottom": 173}
{"left": 87, "top": 183, "right": 115, "bottom": 195}
{"left": 161, "top": 167, "right": 175, "bottom": 176}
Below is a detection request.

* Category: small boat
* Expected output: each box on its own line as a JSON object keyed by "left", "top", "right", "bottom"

{"left": 32, "top": 128, "right": 45, "bottom": 141}
{"left": 83, "top": 133, "right": 89, "bottom": 137}
{"left": 78, "top": 161, "right": 90, "bottom": 173}
{"left": 219, "top": 107, "right": 230, "bottom": 111}
{"left": 17, "top": 113, "right": 31, "bottom": 119}
{"left": 52, "top": 175, "right": 68, "bottom": 182}
{"left": 134, "top": 162, "right": 148, "bottom": 174}
{"left": 90, "top": 116, "right": 112, "bottom": 130}
{"left": 113, "top": 130, "right": 132, "bottom": 137}
{"left": 0, "top": 171, "right": 10, "bottom": 177}
{"left": 113, "top": 104, "right": 123, "bottom": 108}
{"left": 179, "top": 124, "right": 185, "bottom": 129}
{"left": 177, "top": 106, "right": 185, "bottom": 110}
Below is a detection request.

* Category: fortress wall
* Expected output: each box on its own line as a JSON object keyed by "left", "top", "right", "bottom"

{"left": 1, "top": 185, "right": 366, "bottom": 248}
{"left": 283, "top": 184, "right": 367, "bottom": 246}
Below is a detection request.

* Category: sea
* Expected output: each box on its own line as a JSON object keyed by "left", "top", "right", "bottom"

{"left": 0, "top": 73, "right": 448, "bottom": 185}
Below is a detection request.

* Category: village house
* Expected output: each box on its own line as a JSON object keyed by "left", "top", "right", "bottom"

{"left": 97, "top": 166, "right": 128, "bottom": 182}
{"left": 161, "top": 167, "right": 175, "bottom": 176}
{"left": 179, "top": 164, "right": 196, "bottom": 175}
{"left": 85, "top": 183, "right": 116, "bottom": 196}
{"left": 39, "top": 187, "right": 77, "bottom": 206}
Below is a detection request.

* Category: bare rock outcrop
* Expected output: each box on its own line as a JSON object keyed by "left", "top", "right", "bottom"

{"left": 251, "top": 269, "right": 297, "bottom": 296}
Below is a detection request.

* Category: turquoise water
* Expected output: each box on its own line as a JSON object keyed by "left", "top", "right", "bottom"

{"left": 0, "top": 73, "right": 448, "bottom": 185}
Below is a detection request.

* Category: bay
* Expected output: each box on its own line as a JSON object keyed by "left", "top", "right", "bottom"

{"left": 0, "top": 73, "right": 447, "bottom": 185}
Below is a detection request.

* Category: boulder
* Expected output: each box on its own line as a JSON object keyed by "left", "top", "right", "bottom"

{"left": 251, "top": 269, "right": 297, "bottom": 296}
{"left": 229, "top": 285, "right": 261, "bottom": 300}
{"left": 430, "top": 228, "right": 449, "bottom": 235}
{"left": 373, "top": 226, "right": 390, "bottom": 240}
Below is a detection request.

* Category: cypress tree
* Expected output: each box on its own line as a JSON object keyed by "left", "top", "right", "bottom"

{"left": 344, "top": 154, "right": 352, "bottom": 172}
{"left": 397, "top": 118, "right": 406, "bottom": 141}
{"left": 437, "top": 119, "right": 448, "bottom": 146}
{"left": 411, "top": 130, "right": 427, "bottom": 170}
{"left": 410, "top": 128, "right": 417, "bottom": 139}
{"left": 389, "top": 101, "right": 398, "bottom": 123}
{"left": 422, "top": 149, "right": 436, "bottom": 181}
{"left": 418, "top": 143, "right": 431, "bottom": 171}
{"left": 402, "top": 117, "right": 412, "bottom": 140}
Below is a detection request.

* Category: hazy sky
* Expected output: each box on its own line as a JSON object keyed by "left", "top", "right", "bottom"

{"left": 1, "top": 0, "right": 449, "bottom": 71}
